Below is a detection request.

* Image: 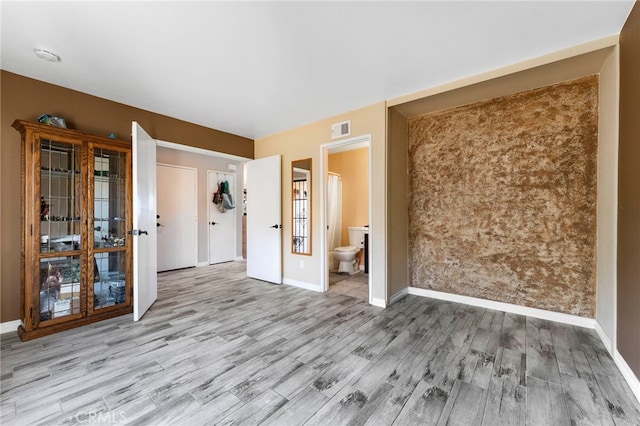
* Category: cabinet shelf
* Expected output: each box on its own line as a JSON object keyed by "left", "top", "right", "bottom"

{"left": 14, "top": 119, "right": 133, "bottom": 341}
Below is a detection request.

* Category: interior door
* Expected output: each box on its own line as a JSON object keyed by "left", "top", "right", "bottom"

{"left": 157, "top": 164, "right": 197, "bottom": 271}
{"left": 209, "top": 171, "right": 236, "bottom": 264}
{"left": 246, "top": 155, "right": 282, "bottom": 283}
{"left": 132, "top": 122, "right": 157, "bottom": 321}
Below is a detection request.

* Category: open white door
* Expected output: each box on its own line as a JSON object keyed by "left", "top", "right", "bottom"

{"left": 246, "top": 155, "right": 281, "bottom": 283}
{"left": 132, "top": 122, "right": 157, "bottom": 321}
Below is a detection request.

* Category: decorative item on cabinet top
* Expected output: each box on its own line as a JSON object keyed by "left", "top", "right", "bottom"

{"left": 13, "top": 119, "right": 133, "bottom": 341}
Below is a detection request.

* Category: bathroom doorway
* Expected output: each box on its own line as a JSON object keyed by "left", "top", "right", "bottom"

{"left": 320, "top": 135, "right": 372, "bottom": 303}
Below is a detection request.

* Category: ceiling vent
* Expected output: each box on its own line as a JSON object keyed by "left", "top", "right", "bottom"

{"left": 331, "top": 120, "right": 351, "bottom": 139}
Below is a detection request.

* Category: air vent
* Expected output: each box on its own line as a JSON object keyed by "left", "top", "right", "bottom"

{"left": 331, "top": 120, "right": 351, "bottom": 139}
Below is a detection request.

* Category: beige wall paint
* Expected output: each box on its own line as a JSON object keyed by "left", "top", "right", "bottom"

{"left": 328, "top": 147, "right": 370, "bottom": 260}
{"left": 254, "top": 102, "right": 387, "bottom": 303}
{"left": 387, "top": 108, "right": 409, "bottom": 301}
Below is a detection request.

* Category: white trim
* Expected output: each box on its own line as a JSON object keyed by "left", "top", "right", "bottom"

{"left": 157, "top": 140, "right": 251, "bottom": 162}
{"left": 613, "top": 350, "right": 640, "bottom": 404}
{"left": 390, "top": 288, "right": 409, "bottom": 305}
{"left": 283, "top": 277, "right": 322, "bottom": 292}
{"left": 407, "top": 287, "right": 596, "bottom": 329}
{"left": 197, "top": 261, "right": 209, "bottom": 267}
{"left": 1, "top": 320, "right": 22, "bottom": 335}
{"left": 319, "top": 134, "right": 373, "bottom": 303}
{"left": 370, "top": 297, "right": 386, "bottom": 308}
{"left": 405, "top": 287, "right": 640, "bottom": 404}
{"left": 236, "top": 256, "right": 245, "bottom": 261}
{"left": 595, "top": 321, "right": 613, "bottom": 354}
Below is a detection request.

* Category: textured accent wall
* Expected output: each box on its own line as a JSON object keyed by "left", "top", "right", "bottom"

{"left": 408, "top": 76, "right": 598, "bottom": 317}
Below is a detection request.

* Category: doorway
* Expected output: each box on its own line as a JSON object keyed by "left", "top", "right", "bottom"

{"left": 320, "top": 135, "right": 372, "bottom": 303}
{"left": 156, "top": 164, "right": 198, "bottom": 272}
{"left": 208, "top": 170, "right": 237, "bottom": 264}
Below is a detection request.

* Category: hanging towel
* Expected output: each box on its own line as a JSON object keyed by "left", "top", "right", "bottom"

{"left": 222, "top": 180, "right": 236, "bottom": 210}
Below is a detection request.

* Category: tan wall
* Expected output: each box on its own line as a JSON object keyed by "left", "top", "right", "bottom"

{"left": 0, "top": 71, "right": 253, "bottom": 322}
{"left": 618, "top": 1, "right": 640, "bottom": 379}
{"left": 408, "top": 77, "right": 598, "bottom": 317}
{"left": 387, "top": 108, "right": 409, "bottom": 300}
{"left": 328, "top": 147, "right": 370, "bottom": 262}
{"left": 255, "top": 102, "right": 387, "bottom": 303}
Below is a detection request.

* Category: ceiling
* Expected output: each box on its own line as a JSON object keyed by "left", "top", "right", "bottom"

{"left": 1, "top": 1, "right": 635, "bottom": 140}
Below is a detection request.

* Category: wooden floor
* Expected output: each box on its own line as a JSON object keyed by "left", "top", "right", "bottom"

{"left": 1, "top": 261, "right": 639, "bottom": 425}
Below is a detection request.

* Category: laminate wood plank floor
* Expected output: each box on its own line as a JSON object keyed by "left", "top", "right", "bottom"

{"left": 1, "top": 261, "right": 639, "bottom": 425}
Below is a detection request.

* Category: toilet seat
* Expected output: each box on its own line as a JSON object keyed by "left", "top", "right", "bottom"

{"left": 335, "top": 246, "right": 358, "bottom": 252}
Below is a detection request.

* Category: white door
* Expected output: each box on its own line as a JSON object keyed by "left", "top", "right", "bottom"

{"left": 208, "top": 171, "right": 236, "bottom": 264}
{"left": 157, "top": 164, "right": 197, "bottom": 271}
{"left": 132, "top": 122, "right": 157, "bottom": 321}
{"left": 246, "top": 155, "right": 282, "bottom": 283}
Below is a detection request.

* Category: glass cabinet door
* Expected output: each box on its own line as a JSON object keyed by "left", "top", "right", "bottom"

{"left": 40, "top": 140, "right": 82, "bottom": 253}
{"left": 38, "top": 139, "right": 84, "bottom": 323}
{"left": 39, "top": 256, "right": 81, "bottom": 321}
{"left": 90, "top": 146, "right": 129, "bottom": 311}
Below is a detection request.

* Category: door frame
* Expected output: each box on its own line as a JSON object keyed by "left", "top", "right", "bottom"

{"left": 157, "top": 163, "right": 198, "bottom": 271}
{"left": 319, "top": 134, "right": 372, "bottom": 303}
{"left": 207, "top": 169, "right": 238, "bottom": 264}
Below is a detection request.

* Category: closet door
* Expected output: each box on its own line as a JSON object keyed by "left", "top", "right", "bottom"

{"left": 157, "top": 164, "right": 197, "bottom": 272}
{"left": 208, "top": 171, "right": 236, "bottom": 264}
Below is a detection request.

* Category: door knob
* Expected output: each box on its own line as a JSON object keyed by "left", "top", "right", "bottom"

{"left": 211, "top": 221, "right": 217, "bottom": 225}
{"left": 270, "top": 224, "right": 281, "bottom": 229}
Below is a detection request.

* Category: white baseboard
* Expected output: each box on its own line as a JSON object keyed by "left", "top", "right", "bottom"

{"left": 390, "top": 288, "right": 409, "bottom": 305}
{"left": 236, "top": 256, "right": 245, "bottom": 261}
{"left": 594, "top": 321, "right": 613, "bottom": 353}
{"left": 197, "top": 261, "right": 209, "bottom": 267}
{"left": 613, "top": 349, "right": 640, "bottom": 404}
{"left": 370, "top": 297, "right": 386, "bottom": 308}
{"left": 1, "top": 320, "right": 22, "bottom": 335}
{"left": 407, "top": 287, "right": 596, "bottom": 329}
{"left": 282, "top": 277, "right": 323, "bottom": 292}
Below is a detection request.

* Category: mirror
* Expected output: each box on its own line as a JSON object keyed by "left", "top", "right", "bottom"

{"left": 292, "top": 158, "right": 312, "bottom": 255}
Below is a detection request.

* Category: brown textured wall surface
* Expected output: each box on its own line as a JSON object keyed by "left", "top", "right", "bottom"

{"left": 408, "top": 76, "right": 598, "bottom": 317}
{"left": 618, "top": 1, "right": 640, "bottom": 379}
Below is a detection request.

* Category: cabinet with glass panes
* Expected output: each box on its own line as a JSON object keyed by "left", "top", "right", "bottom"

{"left": 13, "top": 120, "right": 132, "bottom": 340}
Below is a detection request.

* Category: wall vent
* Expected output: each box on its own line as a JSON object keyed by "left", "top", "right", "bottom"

{"left": 331, "top": 120, "right": 351, "bottom": 139}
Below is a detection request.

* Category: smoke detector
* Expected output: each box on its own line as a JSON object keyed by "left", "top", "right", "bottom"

{"left": 34, "top": 49, "right": 60, "bottom": 62}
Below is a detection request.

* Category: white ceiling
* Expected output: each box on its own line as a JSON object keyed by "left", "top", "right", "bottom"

{"left": 1, "top": 1, "right": 635, "bottom": 140}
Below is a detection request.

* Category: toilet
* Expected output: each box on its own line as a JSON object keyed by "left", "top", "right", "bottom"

{"left": 333, "top": 226, "right": 368, "bottom": 274}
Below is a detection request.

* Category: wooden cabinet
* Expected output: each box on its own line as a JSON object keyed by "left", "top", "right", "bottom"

{"left": 13, "top": 120, "right": 133, "bottom": 340}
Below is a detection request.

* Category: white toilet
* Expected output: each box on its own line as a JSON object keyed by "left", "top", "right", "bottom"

{"left": 333, "top": 226, "right": 368, "bottom": 274}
